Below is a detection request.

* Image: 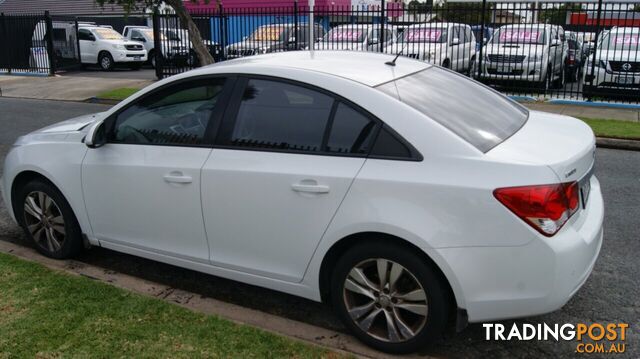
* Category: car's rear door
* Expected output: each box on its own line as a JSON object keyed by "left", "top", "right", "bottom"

{"left": 201, "top": 76, "right": 379, "bottom": 282}
{"left": 82, "top": 76, "right": 234, "bottom": 262}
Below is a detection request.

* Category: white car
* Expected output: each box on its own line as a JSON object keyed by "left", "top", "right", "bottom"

{"left": 385, "top": 23, "right": 476, "bottom": 74}
{"left": 583, "top": 27, "right": 639, "bottom": 98}
{"left": 478, "top": 24, "right": 568, "bottom": 90}
{"left": 77, "top": 26, "right": 147, "bottom": 70}
{"left": 1, "top": 51, "right": 603, "bottom": 354}
{"left": 315, "top": 24, "right": 397, "bottom": 52}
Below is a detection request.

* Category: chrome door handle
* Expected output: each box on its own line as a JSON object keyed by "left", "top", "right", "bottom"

{"left": 291, "top": 182, "right": 330, "bottom": 194}
{"left": 163, "top": 172, "right": 192, "bottom": 184}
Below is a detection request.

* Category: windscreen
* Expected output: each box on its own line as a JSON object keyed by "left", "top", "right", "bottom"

{"left": 376, "top": 68, "right": 528, "bottom": 152}
{"left": 250, "top": 26, "right": 285, "bottom": 41}
{"left": 492, "top": 27, "right": 546, "bottom": 45}
{"left": 402, "top": 28, "right": 447, "bottom": 43}
{"left": 94, "top": 28, "right": 123, "bottom": 40}
{"left": 324, "top": 28, "right": 365, "bottom": 43}
{"left": 601, "top": 32, "right": 639, "bottom": 51}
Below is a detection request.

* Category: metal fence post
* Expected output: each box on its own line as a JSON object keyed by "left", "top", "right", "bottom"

{"left": 379, "top": 0, "right": 385, "bottom": 53}
{"left": 219, "top": 4, "right": 226, "bottom": 61}
{"left": 74, "top": 18, "right": 81, "bottom": 66}
{"left": 587, "top": 0, "right": 604, "bottom": 101}
{"left": 477, "top": 0, "right": 487, "bottom": 78}
{"left": 293, "top": 0, "right": 299, "bottom": 49}
{"left": 1, "top": 13, "right": 10, "bottom": 74}
{"left": 309, "top": 0, "right": 315, "bottom": 51}
{"left": 44, "top": 11, "right": 56, "bottom": 76}
{"left": 152, "top": 10, "right": 163, "bottom": 79}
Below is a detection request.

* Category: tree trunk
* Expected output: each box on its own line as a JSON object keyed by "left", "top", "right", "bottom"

{"left": 164, "top": 0, "right": 214, "bottom": 66}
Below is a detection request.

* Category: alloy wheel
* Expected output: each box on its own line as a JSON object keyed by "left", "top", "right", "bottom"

{"left": 343, "top": 258, "right": 428, "bottom": 343}
{"left": 101, "top": 56, "right": 112, "bottom": 70}
{"left": 23, "top": 191, "right": 66, "bottom": 252}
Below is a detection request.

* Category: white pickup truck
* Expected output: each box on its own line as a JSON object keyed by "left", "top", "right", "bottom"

{"left": 78, "top": 25, "right": 147, "bottom": 70}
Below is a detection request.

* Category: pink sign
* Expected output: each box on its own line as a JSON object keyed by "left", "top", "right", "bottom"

{"left": 499, "top": 30, "right": 541, "bottom": 43}
{"left": 330, "top": 30, "right": 363, "bottom": 41}
{"left": 406, "top": 29, "right": 442, "bottom": 42}
{"left": 614, "top": 35, "right": 639, "bottom": 45}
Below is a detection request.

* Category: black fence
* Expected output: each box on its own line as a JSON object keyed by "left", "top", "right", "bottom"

{"left": 154, "top": 0, "right": 640, "bottom": 103}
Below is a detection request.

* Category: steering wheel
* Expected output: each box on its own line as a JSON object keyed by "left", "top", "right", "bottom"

{"left": 118, "top": 125, "right": 152, "bottom": 143}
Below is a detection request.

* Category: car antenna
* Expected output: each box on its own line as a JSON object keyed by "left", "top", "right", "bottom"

{"left": 385, "top": 43, "right": 408, "bottom": 66}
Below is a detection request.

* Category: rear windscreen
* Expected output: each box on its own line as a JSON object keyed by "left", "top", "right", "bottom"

{"left": 376, "top": 67, "right": 528, "bottom": 152}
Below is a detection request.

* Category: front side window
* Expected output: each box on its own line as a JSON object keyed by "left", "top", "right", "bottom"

{"left": 226, "top": 79, "right": 334, "bottom": 152}
{"left": 376, "top": 68, "right": 527, "bottom": 152}
{"left": 110, "top": 78, "right": 226, "bottom": 145}
{"left": 78, "top": 29, "right": 93, "bottom": 41}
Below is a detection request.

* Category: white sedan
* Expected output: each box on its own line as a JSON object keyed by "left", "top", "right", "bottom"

{"left": 1, "top": 51, "right": 603, "bottom": 353}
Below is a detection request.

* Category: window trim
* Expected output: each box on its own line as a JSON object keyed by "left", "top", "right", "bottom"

{"left": 214, "top": 74, "right": 420, "bottom": 161}
{"left": 102, "top": 74, "right": 237, "bottom": 148}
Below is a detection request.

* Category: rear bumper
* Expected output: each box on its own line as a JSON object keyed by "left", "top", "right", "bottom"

{"left": 437, "top": 175, "right": 604, "bottom": 323}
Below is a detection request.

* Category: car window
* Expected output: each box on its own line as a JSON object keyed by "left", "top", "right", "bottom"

{"left": 78, "top": 29, "right": 93, "bottom": 41}
{"left": 111, "top": 78, "right": 226, "bottom": 146}
{"left": 326, "top": 102, "right": 377, "bottom": 154}
{"left": 452, "top": 26, "right": 460, "bottom": 44}
{"left": 376, "top": 67, "right": 528, "bottom": 153}
{"left": 131, "top": 30, "right": 142, "bottom": 38}
{"left": 226, "top": 79, "right": 334, "bottom": 152}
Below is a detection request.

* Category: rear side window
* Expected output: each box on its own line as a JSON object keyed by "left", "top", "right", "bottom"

{"left": 376, "top": 68, "right": 528, "bottom": 152}
{"left": 227, "top": 79, "right": 334, "bottom": 152}
{"left": 326, "top": 102, "right": 377, "bottom": 154}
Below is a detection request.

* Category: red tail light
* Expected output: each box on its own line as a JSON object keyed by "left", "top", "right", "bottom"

{"left": 494, "top": 182, "right": 580, "bottom": 236}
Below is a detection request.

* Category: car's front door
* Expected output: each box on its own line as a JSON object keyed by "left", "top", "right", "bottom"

{"left": 201, "top": 77, "right": 379, "bottom": 282}
{"left": 82, "top": 76, "right": 233, "bottom": 262}
{"left": 78, "top": 29, "right": 97, "bottom": 64}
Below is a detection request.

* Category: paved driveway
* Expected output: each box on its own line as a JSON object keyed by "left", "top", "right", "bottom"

{"left": 0, "top": 97, "right": 638, "bottom": 358}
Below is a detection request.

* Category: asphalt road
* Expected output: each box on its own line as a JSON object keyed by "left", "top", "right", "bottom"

{"left": 0, "top": 97, "right": 638, "bottom": 358}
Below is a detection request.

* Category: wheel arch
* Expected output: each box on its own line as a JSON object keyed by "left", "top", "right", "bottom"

{"left": 317, "top": 231, "right": 463, "bottom": 320}
{"left": 10, "top": 170, "right": 60, "bottom": 224}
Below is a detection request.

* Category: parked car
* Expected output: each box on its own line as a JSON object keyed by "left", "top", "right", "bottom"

{"left": 478, "top": 24, "right": 568, "bottom": 90}
{"left": 1, "top": 51, "right": 603, "bottom": 354}
{"left": 315, "top": 24, "right": 397, "bottom": 52}
{"left": 583, "top": 27, "right": 640, "bottom": 98}
{"left": 225, "top": 23, "right": 325, "bottom": 58}
{"left": 30, "top": 20, "right": 97, "bottom": 68}
{"left": 77, "top": 25, "right": 147, "bottom": 70}
{"left": 123, "top": 26, "right": 162, "bottom": 67}
{"left": 565, "top": 37, "right": 586, "bottom": 83}
{"left": 385, "top": 22, "right": 476, "bottom": 75}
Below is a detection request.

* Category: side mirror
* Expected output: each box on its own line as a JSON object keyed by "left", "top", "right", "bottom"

{"left": 483, "top": 37, "right": 488, "bottom": 44}
{"left": 451, "top": 37, "right": 460, "bottom": 46}
{"left": 243, "top": 36, "right": 248, "bottom": 41}
{"left": 288, "top": 36, "right": 296, "bottom": 44}
{"left": 85, "top": 120, "right": 106, "bottom": 148}
{"left": 550, "top": 39, "right": 560, "bottom": 47}
{"left": 369, "top": 38, "right": 380, "bottom": 45}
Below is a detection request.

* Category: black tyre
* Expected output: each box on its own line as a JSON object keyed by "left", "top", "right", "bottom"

{"left": 98, "top": 52, "right": 115, "bottom": 71}
{"left": 553, "top": 65, "right": 565, "bottom": 89}
{"left": 149, "top": 49, "right": 156, "bottom": 68}
{"left": 330, "top": 240, "right": 450, "bottom": 354}
{"left": 16, "top": 179, "right": 83, "bottom": 259}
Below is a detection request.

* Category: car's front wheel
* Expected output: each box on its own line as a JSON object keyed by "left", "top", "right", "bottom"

{"left": 99, "top": 52, "right": 115, "bottom": 71}
{"left": 331, "top": 240, "right": 450, "bottom": 354}
{"left": 17, "top": 179, "right": 83, "bottom": 259}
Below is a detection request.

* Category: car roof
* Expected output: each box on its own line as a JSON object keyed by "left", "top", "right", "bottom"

{"left": 198, "top": 51, "right": 430, "bottom": 87}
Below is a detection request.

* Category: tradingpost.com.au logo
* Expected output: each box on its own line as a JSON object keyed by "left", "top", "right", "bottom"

{"left": 483, "top": 323, "right": 629, "bottom": 354}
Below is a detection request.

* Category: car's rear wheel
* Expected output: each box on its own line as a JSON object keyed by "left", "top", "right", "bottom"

{"left": 330, "top": 240, "right": 449, "bottom": 353}
{"left": 17, "top": 180, "right": 83, "bottom": 259}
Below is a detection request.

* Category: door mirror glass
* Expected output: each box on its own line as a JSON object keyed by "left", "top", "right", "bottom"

{"left": 369, "top": 38, "right": 379, "bottom": 45}
{"left": 451, "top": 37, "right": 460, "bottom": 46}
{"left": 85, "top": 120, "right": 106, "bottom": 148}
{"left": 551, "top": 39, "right": 560, "bottom": 47}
